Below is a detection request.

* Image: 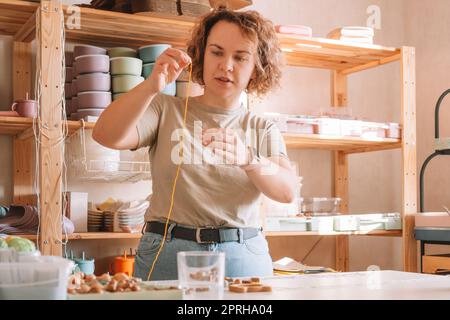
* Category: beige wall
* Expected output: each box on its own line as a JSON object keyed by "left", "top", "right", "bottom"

{"left": 0, "top": 0, "right": 448, "bottom": 273}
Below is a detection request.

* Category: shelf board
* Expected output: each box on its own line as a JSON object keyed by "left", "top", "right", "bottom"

{"left": 0, "top": 116, "right": 33, "bottom": 135}
{"left": 0, "top": 117, "right": 95, "bottom": 137}
{"left": 17, "top": 232, "right": 142, "bottom": 240}
{"left": 265, "top": 230, "right": 402, "bottom": 237}
{"left": 283, "top": 133, "right": 401, "bottom": 154}
{"left": 0, "top": 1, "right": 401, "bottom": 72}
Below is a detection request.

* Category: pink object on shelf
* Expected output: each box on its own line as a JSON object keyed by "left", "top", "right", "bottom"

{"left": 415, "top": 212, "right": 450, "bottom": 228}
{"left": 274, "top": 25, "right": 312, "bottom": 37}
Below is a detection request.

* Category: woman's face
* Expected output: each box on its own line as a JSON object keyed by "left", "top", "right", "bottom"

{"left": 202, "top": 20, "right": 257, "bottom": 101}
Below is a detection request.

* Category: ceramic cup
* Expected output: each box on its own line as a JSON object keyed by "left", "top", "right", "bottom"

{"left": 109, "top": 255, "right": 135, "bottom": 276}
{"left": 73, "top": 258, "right": 95, "bottom": 275}
{"left": 11, "top": 99, "right": 37, "bottom": 118}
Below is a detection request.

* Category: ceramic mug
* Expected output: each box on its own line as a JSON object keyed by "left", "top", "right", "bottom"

{"left": 11, "top": 99, "right": 37, "bottom": 118}
{"left": 74, "top": 258, "right": 95, "bottom": 275}
{"left": 109, "top": 255, "right": 135, "bottom": 276}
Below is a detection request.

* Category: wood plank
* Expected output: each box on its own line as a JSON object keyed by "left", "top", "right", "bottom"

{"left": 331, "top": 71, "right": 348, "bottom": 107}
{"left": 14, "top": 11, "right": 36, "bottom": 42}
{"left": 335, "top": 151, "right": 349, "bottom": 272}
{"left": 16, "top": 232, "right": 143, "bottom": 240}
{"left": 422, "top": 254, "right": 450, "bottom": 274}
{"left": 401, "top": 47, "right": 417, "bottom": 272}
{"left": 341, "top": 54, "right": 402, "bottom": 75}
{"left": 12, "top": 42, "right": 32, "bottom": 101}
{"left": 38, "top": 0, "right": 63, "bottom": 256}
{"left": 283, "top": 133, "right": 401, "bottom": 153}
{"left": 13, "top": 138, "right": 36, "bottom": 205}
{"left": 265, "top": 230, "right": 402, "bottom": 237}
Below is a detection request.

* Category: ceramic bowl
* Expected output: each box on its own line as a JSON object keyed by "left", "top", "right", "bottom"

{"left": 110, "top": 57, "right": 143, "bottom": 76}
{"left": 71, "top": 79, "right": 77, "bottom": 97}
{"left": 142, "top": 62, "right": 155, "bottom": 79}
{"left": 64, "top": 83, "right": 72, "bottom": 99}
{"left": 75, "top": 54, "right": 110, "bottom": 75}
{"left": 71, "top": 96, "right": 78, "bottom": 113}
{"left": 138, "top": 44, "right": 171, "bottom": 63}
{"left": 77, "top": 91, "right": 112, "bottom": 109}
{"left": 70, "top": 112, "right": 79, "bottom": 120}
{"left": 77, "top": 108, "right": 104, "bottom": 118}
{"left": 176, "top": 81, "right": 203, "bottom": 98}
{"left": 112, "top": 75, "right": 144, "bottom": 93}
{"left": 76, "top": 72, "right": 111, "bottom": 92}
{"left": 107, "top": 47, "right": 138, "bottom": 58}
{"left": 72, "top": 61, "right": 78, "bottom": 77}
{"left": 65, "top": 51, "right": 74, "bottom": 67}
{"left": 65, "top": 99, "right": 72, "bottom": 115}
{"left": 65, "top": 67, "right": 73, "bottom": 83}
{"left": 74, "top": 45, "right": 107, "bottom": 58}
{"left": 112, "top": 93, "right": 124, "bottom": 101}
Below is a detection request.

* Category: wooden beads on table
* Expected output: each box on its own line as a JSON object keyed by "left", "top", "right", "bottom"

{"left": 226, "top": 277, "right": 272, "bottom": 293}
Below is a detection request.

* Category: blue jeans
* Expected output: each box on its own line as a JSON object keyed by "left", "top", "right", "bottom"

{"left": 133, "top": 231, "right": 274, "bottom": 281}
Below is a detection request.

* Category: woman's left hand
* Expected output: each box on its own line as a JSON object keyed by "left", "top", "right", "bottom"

{"left": 202, "top": 128, "right": 248, "bottom": 166}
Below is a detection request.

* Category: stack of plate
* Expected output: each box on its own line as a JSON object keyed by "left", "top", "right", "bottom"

{"left": 117, "top": 200, "right": 149, "bottom": 233}
{"left": 103, "top": 211, "right": 117, "bottom": 232}
{"left": 87, "top": 210, "right": 103, "bottom": 232}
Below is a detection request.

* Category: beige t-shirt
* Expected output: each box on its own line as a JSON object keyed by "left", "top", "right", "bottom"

{"left": 135, "top": 93, "right": 288, "bottom": 228}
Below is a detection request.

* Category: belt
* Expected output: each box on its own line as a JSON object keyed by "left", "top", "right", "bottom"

{"left": 145, "top": 221, "right": 261, "bottom": 244}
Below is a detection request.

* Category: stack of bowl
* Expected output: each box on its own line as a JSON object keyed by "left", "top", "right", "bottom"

{"left": 139, "top": 44, "right": 176, "bottom": 96}
{"left": 176, "top": 67, "right": 204, "bottom": 99}
{"left": 117, "top": 200, "right": 149, "bottom": 233}
{"left": 72, "top": 45, "right": 111, "bottom": 121}
{"left": 109, "top": 47, "right": 143, "bottom": 101}
{"left": 64, "top": 51, "right": 74, "bottom": 117}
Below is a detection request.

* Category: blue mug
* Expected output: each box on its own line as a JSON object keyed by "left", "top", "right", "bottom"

{"left": 74, "top": 258, "right": 95, "bottom": 275}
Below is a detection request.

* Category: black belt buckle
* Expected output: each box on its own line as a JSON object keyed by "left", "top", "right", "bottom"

{"left": 195, "top": 227, "right": 216, "bottom": 244}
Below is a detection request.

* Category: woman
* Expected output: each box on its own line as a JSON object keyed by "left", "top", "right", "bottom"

{"left": 93, "top": 7, "right": 297, "bottom": 280}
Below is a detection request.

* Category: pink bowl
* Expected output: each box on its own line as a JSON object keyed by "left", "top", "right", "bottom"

{"left": 74, "top": 45, "right": 106, "bottom": 58}
{"left": 76, "top": 73, "right": 111, "bottom": 92}
{"left": 71, "top": 96, "right": 78, "bottom": 113}
{"left": 65, "top": 67, "right": 73, "bottom": 83}
{"left": 64, "top": 83, "right": 72, "bottom": 99}
{"left": 71, "top": 79, "right": 77, "bottom": 97}
{"left": 77, "top": 91, "right": 111, "bottom": 109}
{"left": 65, "top": 51, "right": 74, "bottom": 67}
{"left": 75, "top": 54, "right": 110, "bottom": 75}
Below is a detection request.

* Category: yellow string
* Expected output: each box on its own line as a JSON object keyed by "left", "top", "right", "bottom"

{"left": 146, "top": 63, "right": 193, "bottom": 281}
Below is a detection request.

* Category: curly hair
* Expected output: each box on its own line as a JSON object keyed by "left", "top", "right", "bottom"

{"left": 186, "top": 7, "right": 283, "bottom": 97}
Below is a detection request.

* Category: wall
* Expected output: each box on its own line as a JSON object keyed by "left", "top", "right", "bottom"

{"left": 247, "top": 0, "right": 405, "bottom": 271}
{"left": 404, "top": 0, "right": 450, "bottom": 257}
{"left": 0, "top": 0, "right": 448, "bottom": 273}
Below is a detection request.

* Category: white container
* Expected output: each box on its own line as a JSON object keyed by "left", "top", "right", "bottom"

{"left": 302, "top": 197, "right": 341, "bottom": 215}
{"left": 333, "top": 215, "right": 360, "bottom": 231}
{"left": 386, "top": 123, "right": 401, "bottom": 138}
{"left": 0, "top": 256, "right": 74, "bottom": 300}
{"left": 278, "top": 217, "right": 309, "bottom": 231}
{"left": 315, "top": 118, "right": 341, "bottom": 135}
{"left": 286, "top": 119, "right": 315, "bottom": 134}
{"left": 361, "top": 122, "right": 388, "bottom": 138}
{"left": 340, "top": 120, "right": 363, "bottom": 137}
{"left": 309, "top": 216, "right": 334, "bottom": 231}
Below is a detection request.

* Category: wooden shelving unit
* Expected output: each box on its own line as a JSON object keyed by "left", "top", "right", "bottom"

{"left": 266, "top": 230, "right": 402, "bottom": 237}
{"left": 18, "top": 232, "right": 142, "bottom": 240}
{"left": 0, "top": 0, "right": 417, "bottom": 272}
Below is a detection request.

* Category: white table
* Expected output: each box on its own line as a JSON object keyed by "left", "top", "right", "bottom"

{"left": 218, "top": 270, "right": 450, "bottom": 300}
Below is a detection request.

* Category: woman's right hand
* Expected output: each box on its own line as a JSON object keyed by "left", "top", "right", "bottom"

{"left": 147, "top": 48, "right": 192, "bottom": 93}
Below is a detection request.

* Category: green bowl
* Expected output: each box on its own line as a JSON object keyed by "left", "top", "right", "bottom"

{"left": 142, "top": 62, "right": 155, "bottom": 79}
{"left": 113, "top": 93, "right": 124, "bottom": 101}
{"left": 107, "top": 47, "right": 138, "bottom": 58}
{"left": 112, "top": 75, "right": 145, "bottom": 93}
{"left": 110, "top": 57, "right": 143, "bottom": 76}
{"left": 138, "top": 44, "right": 171, "bottom": 63}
